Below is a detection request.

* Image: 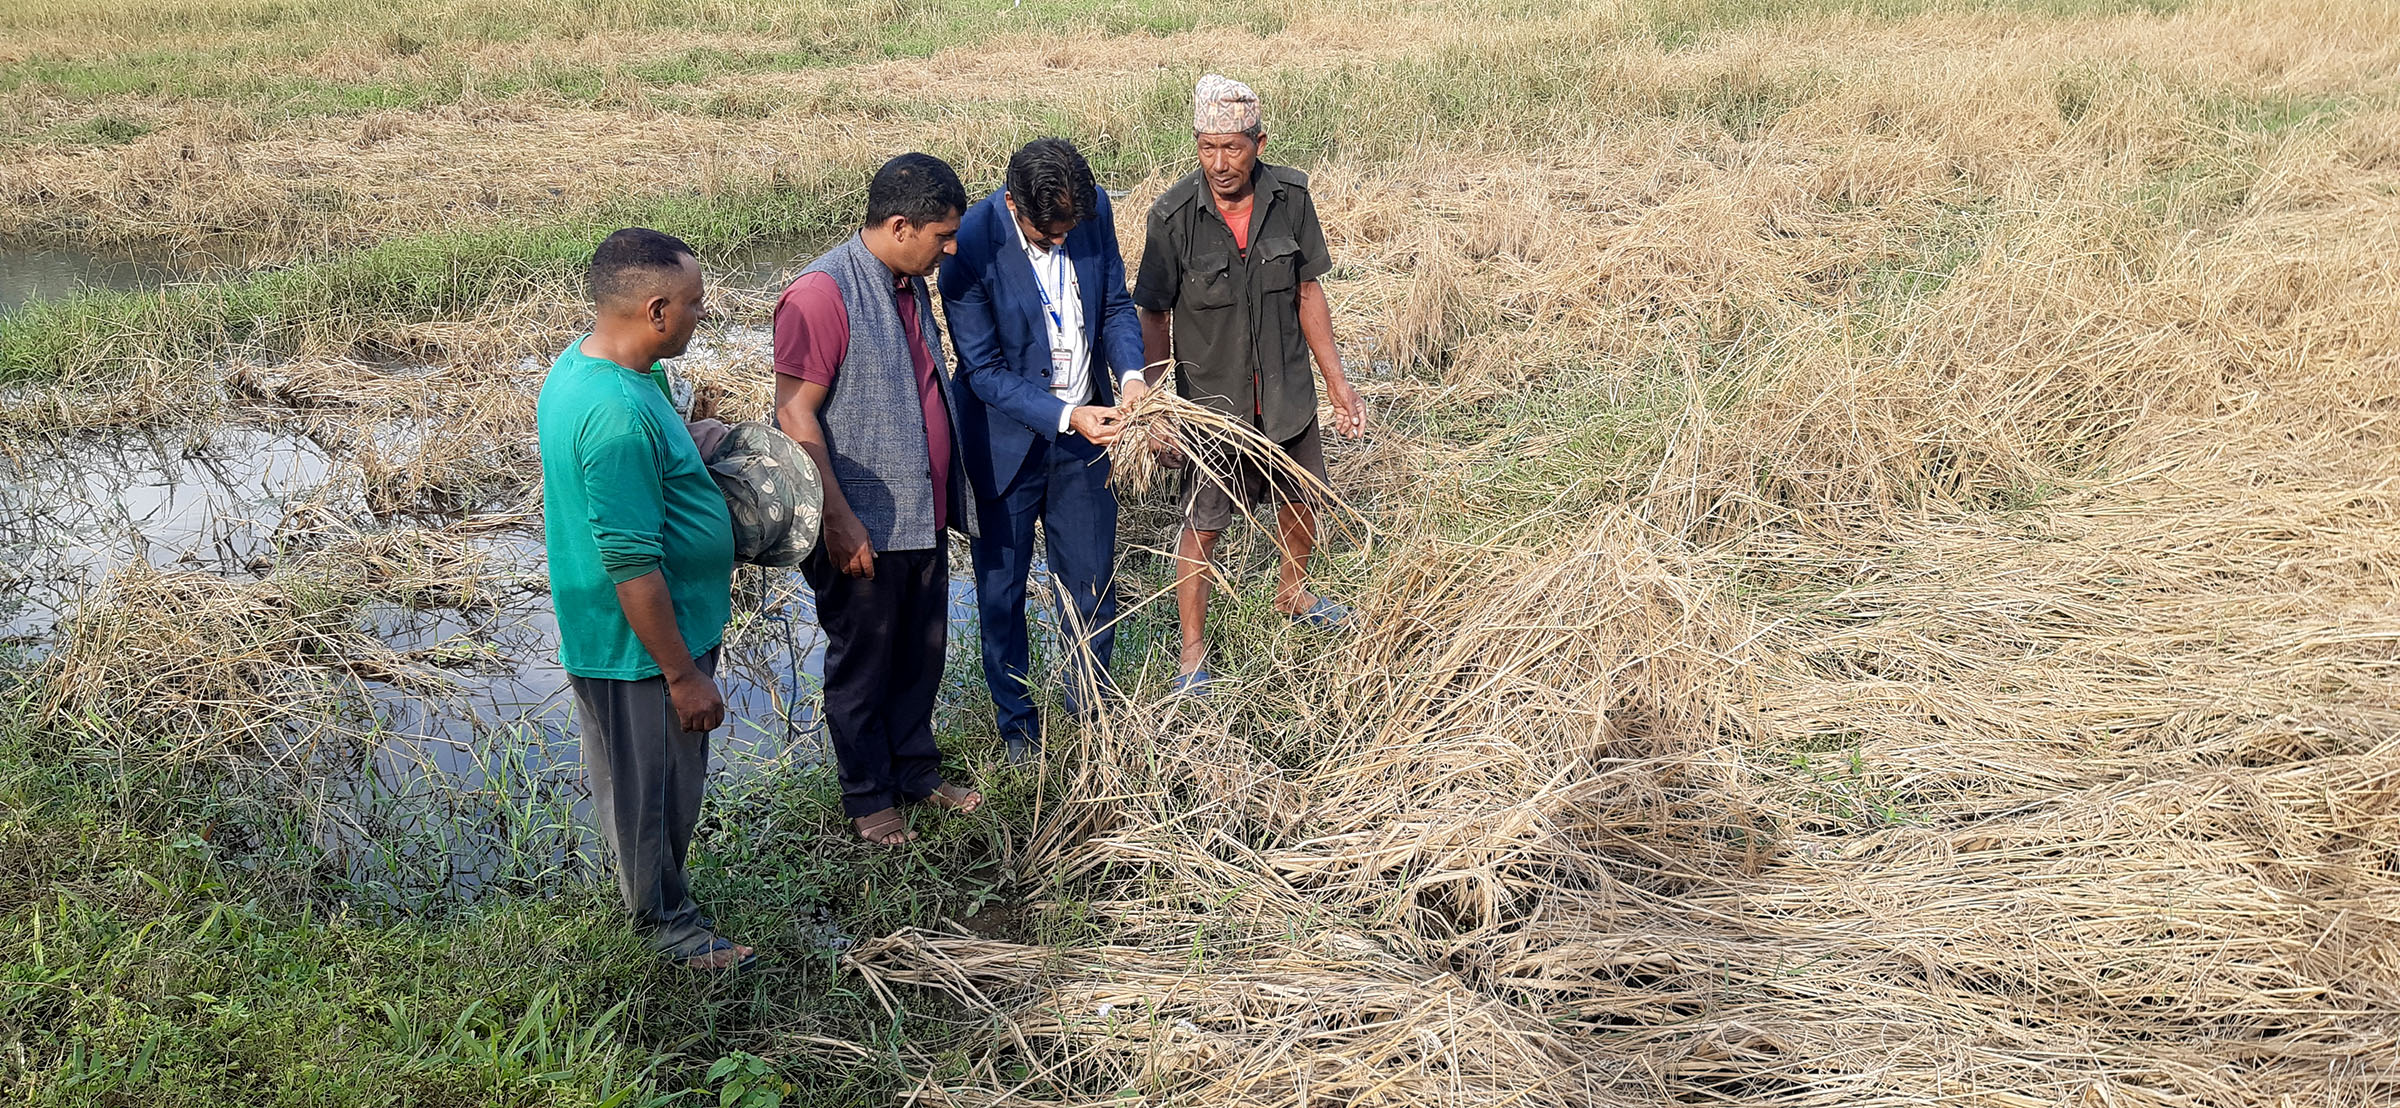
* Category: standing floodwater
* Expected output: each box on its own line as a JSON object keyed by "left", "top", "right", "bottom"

{"left": 0, "top": 428, "right": 337, "bottom": 646}
{"left": 0, "top": 415, "right": 997, "bottom": 905}
{"left": 0, "top": 241, "right": 241, "bottom": 314}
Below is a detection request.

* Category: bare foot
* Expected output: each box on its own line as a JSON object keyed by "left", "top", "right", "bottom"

{"left": 922, "top": 783, "right": 983, "bottom": 814}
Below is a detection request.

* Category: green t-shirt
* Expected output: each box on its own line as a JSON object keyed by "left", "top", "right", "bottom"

{"left": 536, "top": 336, "right": 734, "bottom": 680}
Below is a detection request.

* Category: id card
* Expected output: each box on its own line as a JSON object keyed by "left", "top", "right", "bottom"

{"left": 1050, "top": 345, "right": 1077, "bottom": 389}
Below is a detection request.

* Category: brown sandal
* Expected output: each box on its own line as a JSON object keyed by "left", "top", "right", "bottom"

{"left": 921, "top": 783, "right": 983, "bottom": 814}
{"left": 853, "top": 807, "right": 916, "bottom": 846}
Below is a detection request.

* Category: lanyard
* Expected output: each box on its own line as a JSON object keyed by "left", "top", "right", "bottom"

{"left": 1030, "top": 246, "right": 1072, "bottom": 340}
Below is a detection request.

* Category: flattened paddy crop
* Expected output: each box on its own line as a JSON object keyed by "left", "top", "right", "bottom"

{"left": 3, "top": 0, "right": 2397, "bottom": 1105}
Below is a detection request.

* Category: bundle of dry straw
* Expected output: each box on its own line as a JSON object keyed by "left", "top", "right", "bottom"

{"left": 1105, "top": 379, "right": 1370, "bottom": 544}
{"left": 40, "top": 564, "right": 441, "bottom": 768}
{"left": 38, "top": 520, "right": 525, "bottom": 769}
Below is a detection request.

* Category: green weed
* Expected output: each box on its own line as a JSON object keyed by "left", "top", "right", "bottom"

{"left": 1645, "top": 0, "right": 2189, "bottom": 49}
{"left": 0, "top": 674, "right": 1036, "bottom": 1105}
{"left": 0, "top": 179, "right": 855, "bottom": 384}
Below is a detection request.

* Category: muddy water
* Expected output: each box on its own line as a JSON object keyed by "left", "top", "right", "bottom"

{"left": 0, "top": 428, "right": 339, "bottom": 646}
{"left": 0, "top": 243, "right": 219, "bottom": 314}
{"left": 0, "top": 247, "right": 168, "bottom": 313}
{"left": 715, "top": 236, "right": 822, "bottom": 291}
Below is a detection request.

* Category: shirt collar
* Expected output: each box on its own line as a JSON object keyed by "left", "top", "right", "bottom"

{"left": 1200, "top": 163, "right": 1271, "bottom": 223}
{"left": 1010, "top": 210, "right": 1056, "bottom": 260}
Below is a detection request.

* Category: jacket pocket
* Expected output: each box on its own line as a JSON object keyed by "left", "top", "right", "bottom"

{"left": 1256, "top": 236, "right": 1301, "bottom": 292}
{"left": 1186, "top": 251, "right": 1237, "bottom": 309}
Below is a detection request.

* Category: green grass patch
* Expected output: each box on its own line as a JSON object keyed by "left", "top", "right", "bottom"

{"left": 0, "top": 177, "right": 860, "bottom": 383}
{"left": 1857, "top": 200, "right": 1999, "bottom": 306}
{"left": 0, "top": 666, "right": 1042, "bottom": 1105}
{"left": 1643, "top": 0, "right": 2188, "bottom": 48}
{"left": 2194, "top": 88, "right": 2356, "bottom": 137}
{"left": 75, "top": 113, "right": 151, "bottom": 145}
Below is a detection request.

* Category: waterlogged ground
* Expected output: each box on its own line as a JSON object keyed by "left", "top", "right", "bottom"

{"left": 0, "top": 239, "right": 265, "bottom": 314}
{"left": 0, "top": 244, "right": 178, "bottom": 314}
{"left": 16, "top": 1, "right": 2395, "bottom": 1103}
{"left": 0, "top": 319, "right": 1047, "bottom": 901}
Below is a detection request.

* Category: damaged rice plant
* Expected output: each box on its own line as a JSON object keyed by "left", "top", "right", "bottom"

{"left": 6, "top": 0, "right": 2399, "bottom": 1103}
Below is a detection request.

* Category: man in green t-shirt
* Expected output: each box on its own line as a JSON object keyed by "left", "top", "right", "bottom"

{"left": 536, "top": 228, "right": 747, "bottom": 970}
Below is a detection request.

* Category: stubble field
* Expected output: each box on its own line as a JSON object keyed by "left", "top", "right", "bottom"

{"left": 2, "top": 0, "right": 2397, "bottom": 1104}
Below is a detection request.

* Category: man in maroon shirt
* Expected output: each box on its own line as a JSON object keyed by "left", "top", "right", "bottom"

{"left": 772, "top": 154, "right": 983, "bottom": 846}
{"left": 774, "top": 269, "right": 956, "bottom": 540}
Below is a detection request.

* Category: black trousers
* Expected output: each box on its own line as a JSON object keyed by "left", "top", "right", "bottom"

{"left": 804, "top": 545, "right": 948, "bottom": 817}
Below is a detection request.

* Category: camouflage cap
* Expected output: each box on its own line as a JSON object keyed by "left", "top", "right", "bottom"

{"left": 704, "top": 421, "right": 823, "bottom": 569}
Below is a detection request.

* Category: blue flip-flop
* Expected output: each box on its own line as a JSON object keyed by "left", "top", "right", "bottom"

{"left": 674, "top": 935, "right": 759, "bottom": 972}
{"left": 1171, "top": 669, "right": 1215, "bottom": 697}
{"left": 1288, "top": 596, "right": 1354, "bottom": 631}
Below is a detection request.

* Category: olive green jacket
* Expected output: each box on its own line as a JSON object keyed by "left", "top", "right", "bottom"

{"left": 1132, "top": 162, "right": 1333, "bottom": 443}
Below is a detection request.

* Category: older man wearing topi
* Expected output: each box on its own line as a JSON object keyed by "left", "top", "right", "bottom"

{"left": 773, "top": 154, "right": 985, "bottom": 846}
{"left": 1133, "top": 74, "right": 1367, "bottom": 696}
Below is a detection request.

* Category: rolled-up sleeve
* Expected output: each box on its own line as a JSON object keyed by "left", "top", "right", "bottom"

{"left": 579, "top": 423, "right": 667, "bottom": 583}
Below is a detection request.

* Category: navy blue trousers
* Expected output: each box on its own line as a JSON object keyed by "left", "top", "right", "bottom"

{"left": 969, "top": 433, "right": 1117, "bottom": 749}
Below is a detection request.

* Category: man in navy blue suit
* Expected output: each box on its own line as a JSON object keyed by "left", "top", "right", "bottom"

{"left": 939, "top": 138, "right": 1147, "bottom": 765}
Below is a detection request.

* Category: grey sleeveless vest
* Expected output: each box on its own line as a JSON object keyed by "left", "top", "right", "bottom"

{"left": 796, "top": 233, "right": 976, "bottom": 551}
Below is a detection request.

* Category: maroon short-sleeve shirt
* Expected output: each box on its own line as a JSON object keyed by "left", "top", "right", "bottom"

{"left": 772, "top": 270, "right": 953, "bottom": 533}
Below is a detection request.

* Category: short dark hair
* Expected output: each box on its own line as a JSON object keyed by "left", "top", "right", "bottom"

{"left": 588, "top": 227, "right": 694, "bottom": 306}
{"left": 864, "top": 153, "right": 968, "bottom": 229}
{"left": 1005, "top": 137, "right": 1099, "bottom": 232}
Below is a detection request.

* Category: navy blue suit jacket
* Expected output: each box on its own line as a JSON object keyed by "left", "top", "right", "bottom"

{"left": 938, "top": 188, "right": 1145, "bottom": 502}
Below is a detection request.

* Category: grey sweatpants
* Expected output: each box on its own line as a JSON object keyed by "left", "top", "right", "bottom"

{"left": 569, "top": 648, "right": 721, "bottom": 959}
